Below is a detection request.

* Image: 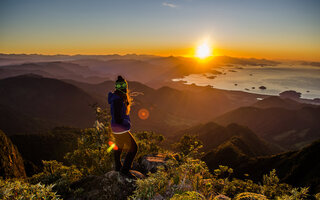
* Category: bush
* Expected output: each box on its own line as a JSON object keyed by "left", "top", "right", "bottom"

{"left": 173, "top": 134, "right": 204, "bottom": 159}
{"left": 131, "top": 157, "right": 314, "bottom": 200}
{"left": 133, "top": 131, "right": 164, "bottom": 159}
{"left": 276, "top": 187, "right": 310, "bottom": 200}
{"left": 29, "top": 160, "right": 82, "bottom": 197}
{"left": 24, "top": 106, "right": 113, "bottom": 197}
{"left": 64, "top": 107, "right": 114, "bottom": 175}
{"left": 0, "top": 178, "right": 60, "bottom": 200}
{"left": 211, "top": 168, "right": 313, "bottom": 200}
{"left": 130, "top": 157, "right": 214, "bottom": 199}
{"left": 64, "top": 127, "right": 113, "bottom": 175}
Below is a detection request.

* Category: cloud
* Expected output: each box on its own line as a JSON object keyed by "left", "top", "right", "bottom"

{"left": 162, "top": 2, "right": 178, "bottom": 8}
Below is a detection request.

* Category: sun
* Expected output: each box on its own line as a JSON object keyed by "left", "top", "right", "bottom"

{"left": 196, "top": 42, "right": 212, "bottom": 59}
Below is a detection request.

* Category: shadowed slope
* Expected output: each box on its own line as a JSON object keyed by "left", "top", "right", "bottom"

{"left": 0, "top": 74, "right": 97, "bottom": 131}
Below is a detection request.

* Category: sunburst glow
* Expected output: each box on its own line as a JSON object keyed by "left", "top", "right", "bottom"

{"left": 196, "top": 42, "right": 212, "bottom": 59}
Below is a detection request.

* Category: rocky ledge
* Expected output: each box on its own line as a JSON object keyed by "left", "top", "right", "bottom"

{"left": 68, "top": 170, "right": 144, "bottom": 200}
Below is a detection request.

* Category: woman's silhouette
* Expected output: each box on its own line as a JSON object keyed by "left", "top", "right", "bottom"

{"left": 108, "top": 76, "right": 138, "bottom": 178}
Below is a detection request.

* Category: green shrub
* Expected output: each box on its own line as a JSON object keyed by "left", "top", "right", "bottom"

{"left": 215, "top": 177, "right": 261, "bottom": 197}
{"left": 130, "top": 166, "right": 169, "bottom": 199}
{"left": 64, "top": 124, "right": 113, "bottom": 175}
{"left": 276, "top": 187, "right": 310, "bottom": 200}
{"left": 0, "top": 178, "right": 60, "bottom": 200}
{"left": 211, "top": 168, "right": 313, "bottom": 199}
{"left": 29, "top": 160, "right": 82, "bottom": 196}
{"left": 260, "top": 169, "right": 293, "bottom": 199}
{"left": 133, "top": 131, "right": 164, "bottom": 159}
{"left": 173, "top": 134, "right": 204, "bottom": 159}
{"left": 213, "top": 165, "right": 234, "bottom": 179}
{"left": 130, "top": 157, "right": 214, "bottom": 200}
{"left": 131, "top": 158, "right": 314, "bottom": 200}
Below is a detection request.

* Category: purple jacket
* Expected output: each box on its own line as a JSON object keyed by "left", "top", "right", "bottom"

{"left": 108, "top": 92, "right": 131, "bottom": 133}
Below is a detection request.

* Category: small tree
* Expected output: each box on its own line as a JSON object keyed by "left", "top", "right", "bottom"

{"left": 173, "top": 134, "right": 204, "bottom": 159}
{"left": 64, "top": 106, "right": 114, "bottom": 175}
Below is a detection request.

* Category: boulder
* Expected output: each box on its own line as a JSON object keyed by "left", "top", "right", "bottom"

{"left": 69, "top": 170, "right": 144, "bottom": 200}
{"left": 139, "top": 153, "right": 167, "bottom": 174}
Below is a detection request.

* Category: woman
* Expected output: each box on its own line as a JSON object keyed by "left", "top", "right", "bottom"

{"left": 108, "top": 76, "right": 138, "bottom": 178}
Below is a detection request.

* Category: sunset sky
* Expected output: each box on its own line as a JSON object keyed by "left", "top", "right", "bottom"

{"left": 1, "top": 0, "right": 320, "bottom": 61}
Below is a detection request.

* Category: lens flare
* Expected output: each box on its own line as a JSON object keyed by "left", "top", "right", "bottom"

{"left": 138, "top": 108, "right": 150, "bottom": 120}
{"left": 107, "top": 141, "right": 118, "bottom": 152}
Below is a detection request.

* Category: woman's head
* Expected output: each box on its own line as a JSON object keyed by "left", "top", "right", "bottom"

{"left": 115, "top": 75, "right": 128, "bottom": 94}
{"left": 114, "top": 75, "right": 132, "bottom": 114}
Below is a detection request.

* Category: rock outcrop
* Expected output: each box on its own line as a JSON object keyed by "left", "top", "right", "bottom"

{"left": 69, "top": 170, "right": 145, "bottom": 200}
{"left": 66, "top": 154, "right": 168, "bottom": 200}
{"left": 138, "top": 153, "right": 167, "bottom": 174}
{"left": 0, "top": 130, "right": 26, "bottom": 178}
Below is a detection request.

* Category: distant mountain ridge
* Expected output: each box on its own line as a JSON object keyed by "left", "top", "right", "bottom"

{"left": 0, "top": 53, "right": 282, "bottom": 88}
{"left": 172, "top": 122, "right": 278, "bottom": 154}
{"left": 0, "top": 61, "right": 107, "bottom": 84}
{"left": 252, "top": 96, "right": 316, "bottom": 109}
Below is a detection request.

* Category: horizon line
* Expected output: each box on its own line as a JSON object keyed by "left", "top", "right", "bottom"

{"left": 1, "top": 52, "right": 319, "bottom": 62}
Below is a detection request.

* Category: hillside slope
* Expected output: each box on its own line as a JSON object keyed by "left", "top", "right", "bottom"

{"left": 0, "top": 104, "right": 54, "bottom": 135}
{"left": 10, "top": 127, "right": 80, "bottom": 176}
{"left": 0, "top": 74, "right": 97, "bottom": 132}
{"left": 214, "top": 105, "right": 320, "bottom": 149}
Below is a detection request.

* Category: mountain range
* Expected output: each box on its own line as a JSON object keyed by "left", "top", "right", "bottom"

{"left": 214, "top": 97, "right": 320, "bottom": 150}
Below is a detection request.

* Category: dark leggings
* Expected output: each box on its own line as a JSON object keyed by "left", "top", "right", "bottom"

{"left": 112, "top": 131, "right": 138, "bottom": 172}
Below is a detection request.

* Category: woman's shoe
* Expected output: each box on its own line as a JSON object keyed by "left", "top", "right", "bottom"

{"left": 120, "top": 169, "right": 137, "bottom": 179}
